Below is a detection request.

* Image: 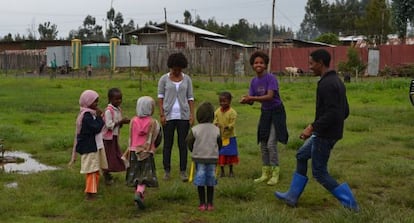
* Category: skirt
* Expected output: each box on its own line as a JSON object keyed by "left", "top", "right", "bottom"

{"left": 218, "top": 155, "right": 239, "bottom": 166}
{"left": 80, "top": 148, "right": 108, "bottom": 174}
{"left": 219, "top": 137, "right": 238, "bottom": 156}
{"left": 126, "top": 151, "right": 158, "bottom": 188}
{"left": 103, "top": 136, "right": 125, "bottom": 172}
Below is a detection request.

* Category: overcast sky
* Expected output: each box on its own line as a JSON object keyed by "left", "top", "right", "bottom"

{"left": 0, "top": 0, "right": 308, "bottom": 39}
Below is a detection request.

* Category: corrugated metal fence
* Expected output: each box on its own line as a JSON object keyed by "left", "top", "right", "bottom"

{"left": 1, "top": 45, "right": 414, "bottom": 75}
{"left": 270, "top": 45, "right": 414, "bottom": 73}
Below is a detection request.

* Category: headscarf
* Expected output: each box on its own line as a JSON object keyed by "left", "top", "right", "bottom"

{"left": 75, "top": 90, "right": 99, "bottom": 134}
{"left": 136, "top": 96, "right": 154, "bottom": 117}
{"left": 70, "top": 90, "right": 100, "bottom": 164}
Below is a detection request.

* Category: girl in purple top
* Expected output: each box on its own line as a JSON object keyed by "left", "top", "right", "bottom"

{"left": 240, "top": 51, "right": 288, "bottom": 186}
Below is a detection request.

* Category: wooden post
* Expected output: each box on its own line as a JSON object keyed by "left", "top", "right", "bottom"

{"left": 209, "top": 50, "right": 213, "bottom": 82}
{"left": 268, "top": 0, "right": 275, "bottom": 73}
{"left": 164, "top": 8, "right": 169, "bottom": 49}
{"left": 129, "top": 52, "right": 132, "bottom": 79}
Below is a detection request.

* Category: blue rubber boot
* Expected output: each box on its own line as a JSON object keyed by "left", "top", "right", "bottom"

{"left": 331, "top": 183, "right": 360, "bottom": 212}
{"left": 274, "top": 172, "right": 308, "bottom": 207}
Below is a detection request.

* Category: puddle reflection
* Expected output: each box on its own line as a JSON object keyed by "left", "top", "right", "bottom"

{"left": 1, "top": 151, "right": 58, "bottom": 174}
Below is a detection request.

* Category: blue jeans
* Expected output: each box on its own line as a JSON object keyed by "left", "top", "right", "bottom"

{"left": 296, "top": 135, "right": 339, "bottom": 191}
{"left": 193, "top": 163, "right": 217, "bottom": 187}
{"left": 162, "top": 120, "right": 190, "bottom": 172}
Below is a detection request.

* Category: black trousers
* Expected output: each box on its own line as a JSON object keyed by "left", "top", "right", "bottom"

{"left": 162, "top": 120, "right": 190, "bottom": 172}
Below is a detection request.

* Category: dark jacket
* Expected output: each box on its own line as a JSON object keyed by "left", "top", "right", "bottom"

{"left": 257, "top": 103, "right": 289, "bottom": 144}
{"left": 76, "top": 112, "right": 104, "bottom": 155}
{"left": 312, "top": 70, "right": 349, "bottom": 140}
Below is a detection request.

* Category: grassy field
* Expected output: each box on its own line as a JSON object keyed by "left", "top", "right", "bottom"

{"left": 0, "top": 73, "right": 413, "bottom": 223}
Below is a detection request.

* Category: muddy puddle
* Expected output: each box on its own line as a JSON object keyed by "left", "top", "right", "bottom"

{"left": 0, "top": 151, "right": 58, "bottom": 174}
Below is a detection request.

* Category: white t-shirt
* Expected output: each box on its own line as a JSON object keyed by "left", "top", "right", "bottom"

{"left": 170, "top": 81, "right": 182, "bottom": 120}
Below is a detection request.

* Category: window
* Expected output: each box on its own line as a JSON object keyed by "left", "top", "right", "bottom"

{"left": 175, "top": 42, "right": 186, "bottom": 48}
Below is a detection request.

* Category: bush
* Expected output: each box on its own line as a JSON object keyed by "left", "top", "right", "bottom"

{"left": 337, "top": 47, "right": 366, "bottom": 75}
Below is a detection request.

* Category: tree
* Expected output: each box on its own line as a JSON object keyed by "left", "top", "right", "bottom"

{"left": 338, "top": 47, "right": 366, "bottom": 75}
{"left": 123, "top": 19, "right": 136, "bottom": 43}
{"left": 123, "top": 19, "right": 136, "bottom": 33}
{"left": 205, "top": 18, "right": 221, "bottom": 34}
{"left": 391, "top": 0, "right": 414, "bottom": 40}
{"left": 356, "top": 0, "right": 393, "bottom": 45}
{"left": 314, "top": 32, "right": 340, "bottom": 45}
{"left": 297, "top": 0, "right": 369, "bottom": 39}
{"left": 297, "top": 0, "right": 326, "bottom": 40}
{"left": 1, "top": 33, "right": 13, "bottom": 41}
{"left": 192, "top": 15, "right": 206, "bottom": 29}
{"left": 190, "top": 13, "right": 293, "bottom": 42}
{"left": 184, "top": 10, "right": 192, "bottom": 24}
{"left": 113, "top": 12, "right": 124, "bottom": 38}
{"left": 70, "top": 15, "right": 104, "bottom": 41}
{"left": 38, "top": 21, "right": 58, "bottom": 40}
{"left": 106, "top": 7, "right": 116, "bottom": 38}
{"left": 330, "top": 0, "right": 365, "bottom": 36}
{"left": 14, "top": 33, "right": 25, "bottom": 41}
{"left": 228, "top": 19, "right": 252, "bottom": 43}
{"left": 27, "top": 20, "right": 37, "bottom": 40}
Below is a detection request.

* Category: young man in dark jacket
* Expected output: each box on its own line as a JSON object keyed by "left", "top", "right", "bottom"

{"left": 275, "top": 49, "right": 359, "bottom": 212}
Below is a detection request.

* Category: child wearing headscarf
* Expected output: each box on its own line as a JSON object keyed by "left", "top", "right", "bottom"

{"left": 69, "top": 90, "right": 108, "bottom": 200}
{"left": 186, "top": 102, "right": 222, "bottom": 211}
{"left": 126, "top": 96, "right": 162, "bottom": 210}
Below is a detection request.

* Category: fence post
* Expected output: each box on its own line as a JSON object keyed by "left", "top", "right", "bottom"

{"left": 209, "top": 50, "right": 213, "bottom": 82}
{"left": 139, "top": 71, "right": 143, "bottom": 92}
{"left": 4, "top": 52, "right": 8, "bottom": 76}
{"left": 129, "top": 52, "right": 132, "bottom": 79}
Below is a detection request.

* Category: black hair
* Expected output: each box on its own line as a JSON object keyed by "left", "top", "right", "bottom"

{"left": 310, "top": 49, "right": 331, "bottom": 67}
{"left": 167, "top": 52, "right": 188, "bottom": 69}
{"left": 249, "top": 51, "right": 269, "bottom": 66}
{"left": 196, "top": 102, "right": 215, "bottom": 123}
{"left": 219, "top": 91, "right": 232, "bottom": 101}
{"left": 107, "top": 87, "right": 121, "bottom": 102}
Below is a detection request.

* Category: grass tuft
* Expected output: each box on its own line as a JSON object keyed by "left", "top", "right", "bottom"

{"left": 157, "top": 182, "right": 191, "bottom": 202}
{"left": 217, "top": 179, "right": 256, "bottom": 201}
{"left": 0, "top": 125, "right": 30, "bottom": 142}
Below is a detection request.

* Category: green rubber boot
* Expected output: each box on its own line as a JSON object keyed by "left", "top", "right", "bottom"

{"left": 254, "top": 166, "right": 271, "bottom": 183}
{"left": 267, "top": 166, "right": 280, "bottom": 185}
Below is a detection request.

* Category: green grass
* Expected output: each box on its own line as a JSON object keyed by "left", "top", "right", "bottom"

{"left": 0, "top": 73, "right": 414, "bottom": 222}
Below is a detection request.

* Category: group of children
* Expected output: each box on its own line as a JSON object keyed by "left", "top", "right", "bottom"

{"left": 70, "top": 86, "right": 239, "bottom": 211}
{"left": 70, "top": 49, "right": 359, "bottom": 213}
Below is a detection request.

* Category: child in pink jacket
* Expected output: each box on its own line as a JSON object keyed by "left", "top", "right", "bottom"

{"left": 126, "top": 96, "right": 162, "bottom": 210}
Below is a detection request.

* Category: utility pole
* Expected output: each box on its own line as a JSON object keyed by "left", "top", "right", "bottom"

{"left": 268, "top": 0, "right": 275, "bottom": 73}
{"left": 380, "top": 9, "right": 384, "bottom": 45}
{"left": 105, "top": 0, "right": 115, "bottom": 36}
{"left": 164, "top": 8, "right": 169, "bottom": 49}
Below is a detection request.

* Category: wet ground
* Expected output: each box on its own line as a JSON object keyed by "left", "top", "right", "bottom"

{"left": 0, "top": 151, "right": 58, "bottom": 174}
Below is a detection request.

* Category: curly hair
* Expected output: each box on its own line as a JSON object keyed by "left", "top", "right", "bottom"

{"left": 167, "top": 52, "right": 188, "bottom": 69}
{"left": 219, "top": 91, "right": 232, "bottom": 102}
{"left": 249, "top": 51, "right": 269, "bottom": 66}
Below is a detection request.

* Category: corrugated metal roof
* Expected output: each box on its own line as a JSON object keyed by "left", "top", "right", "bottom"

{"left": 292, "top": 39, "right": 336, "bottom": 47}
{"left": 144, "top": 25, "right": 164, "bottom": 31}
{"left": 83, "top": 43, "right": 110, "bottom": 47}
{"left": 161, "top": 22, "right": 224, "bottom": 38}
{"left": 201, "top": 37, "right": 254, "bottom": 48}
{"left": 339, "top": 35, "right": 366, "bottom": 41}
